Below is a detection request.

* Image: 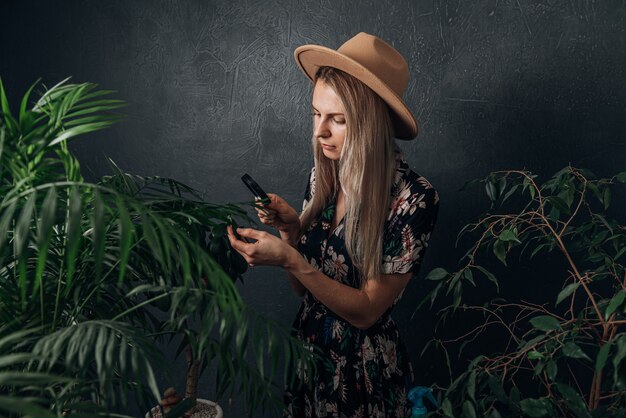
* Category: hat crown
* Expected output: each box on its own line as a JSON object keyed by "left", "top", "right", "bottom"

{"left": 337, "top": 32, "right": 409, "bottom": 97}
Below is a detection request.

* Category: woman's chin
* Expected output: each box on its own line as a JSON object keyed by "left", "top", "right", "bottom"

{"left": 321, "top": 148, "right": 340, "bottom": 160}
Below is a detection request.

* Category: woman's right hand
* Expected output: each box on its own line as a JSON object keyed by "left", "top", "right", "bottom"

{"left": 255, "top": 193, "right": 300, "bottom": 243}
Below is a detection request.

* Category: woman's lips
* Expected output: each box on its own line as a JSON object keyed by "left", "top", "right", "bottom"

{"left": 321, "top": 144, "right": 335, "bottom": 150}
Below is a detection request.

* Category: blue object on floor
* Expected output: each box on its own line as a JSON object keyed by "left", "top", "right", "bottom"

{"left": 408, "top": 386, "right": 439, "bottom": 418}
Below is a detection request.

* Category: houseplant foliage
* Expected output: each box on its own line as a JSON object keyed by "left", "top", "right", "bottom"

{"left": 422, "top": 166, "right": 626, "bottom": 417}
{"left": 0, "top": 78, "right": 314, "bottom": 417}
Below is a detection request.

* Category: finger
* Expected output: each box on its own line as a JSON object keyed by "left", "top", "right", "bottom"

{"left": 254, "top": 201, "right": 273, "bottom": 216}
{"left": 255, "top": 207, "right": 276, "bottom": 217}
{"left": 226, "top": 226, "right": 257, "bottom": 266}
{"left": 236, "top": 227, "right": 265, "bottom": 241}
{"left": 226, "top": 226, "right": 250, "bottom": 254}
{"left": 226, "top": 225, "right": 238, "bottom": 246}
{"left": 258, "top": 212, "right": 276, "bottom": 222}
{"left": 254, "top": 193, "right": 277, "bottom": 208}
{"left": 226, "top": 225, "right": 243, "bottom": 248}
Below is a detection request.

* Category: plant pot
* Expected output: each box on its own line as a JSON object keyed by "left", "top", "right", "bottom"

{"left": 145, "top": 399, "right": 223, "bottom": 418}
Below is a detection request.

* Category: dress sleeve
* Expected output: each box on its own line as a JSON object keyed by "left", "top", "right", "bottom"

{"left": 382, "top": 183, "right": 439, "bottom": 275}
{"left": 302, "top": 167, "right": 316, "bottom": 211}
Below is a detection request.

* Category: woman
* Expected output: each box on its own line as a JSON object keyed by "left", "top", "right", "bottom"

{"left": 227, "top": 32, "right": 439, "bottom": 417}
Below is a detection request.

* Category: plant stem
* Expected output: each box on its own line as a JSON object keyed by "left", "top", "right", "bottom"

{"left": 184, "top": 344, "right": 200, "bottom": 400}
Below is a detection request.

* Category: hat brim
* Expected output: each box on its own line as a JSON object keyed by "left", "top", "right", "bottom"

{"left": 294, "top": 44, "right": 418, "bottom": 140}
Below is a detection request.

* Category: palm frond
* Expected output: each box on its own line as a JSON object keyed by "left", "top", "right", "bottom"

{"left": 33, "top": 320, "right": 166, "bottom": 408}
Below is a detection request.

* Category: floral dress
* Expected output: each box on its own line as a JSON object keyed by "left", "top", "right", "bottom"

{"left": 284, "top": 153, "right": 440, "bottom": 418}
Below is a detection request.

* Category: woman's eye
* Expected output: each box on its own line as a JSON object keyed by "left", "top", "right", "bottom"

{"left": 333, "top": 118, "right": 345, "bottom": 124}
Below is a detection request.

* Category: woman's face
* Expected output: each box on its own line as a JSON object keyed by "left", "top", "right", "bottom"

{"left": 312, "top": 80, "right": 346, "bottom": 161}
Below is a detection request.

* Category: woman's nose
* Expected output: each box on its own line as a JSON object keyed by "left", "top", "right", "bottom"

{"left": 314, "top": 118, "right": 330, "bottom": 139}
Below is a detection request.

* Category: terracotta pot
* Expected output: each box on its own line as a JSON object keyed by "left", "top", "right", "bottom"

{"left": 145, "top": 399, "right": 223, "bottom": 418}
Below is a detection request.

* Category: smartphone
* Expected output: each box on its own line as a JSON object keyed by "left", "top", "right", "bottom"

{"left": 235, "top": 173, "right": 270, "bottom": 244}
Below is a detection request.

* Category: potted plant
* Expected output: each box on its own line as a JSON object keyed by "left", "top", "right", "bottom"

{"left": 0, "top": 78, "right": 314, "bottom": 417}
{"left": 421, "top": 166, "right": 626, "bottom": 417}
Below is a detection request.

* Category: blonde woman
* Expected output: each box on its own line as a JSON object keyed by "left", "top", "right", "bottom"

{"left": 227, "top": 33, "right": 439, "bottom": 417}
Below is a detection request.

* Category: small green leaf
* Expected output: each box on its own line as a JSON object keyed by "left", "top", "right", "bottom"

{"left": 592, "top": 213, "right": 613, "bottom": 234}
{"left": 595, "top": 342, "right": 612, "bottom": 373}
{"left": 519, "top": 335, "right": 546, "bottom": 352}
{"left": 474, "top": 266, "right": 499, "bottom": 292}
{"left": 501, "top": 184, "right": 519, "bottom": 205}
{"left": 527, "top": 350, "right": 543, "bottom": 360}
{"left": 529, "top": 315, "right": 561, "bottom": 331}
{"left": 588, "top": 182, "right": 602, "bottom": 203}
{"left": 488, "top": 409, "right": 503, "bottom": 418}
{"left": 497, "top": 176, "right": 507, "bottom": 196}
{"left": 520, "top": 398, "right": 552, "bottom": 417}
{"left": 556, "top": 283, "right": 580, "bottom": 305}
{"left": 488, "top": 375, "right": 508, "bottom": 404}
{"left": 554, "top": 384, "right": 592, "bottom": 418}
{"left": 425, "top": 267, "right": 449, "bottom": 281}
{"left": 452, "top": 281, "right": 463, "bottom": 308}
{"left": 466, "top": 370, "right": 476, "bottom": 401}
{"left": 462, "top": 400, "right": 477, "bottom": 418}
{"left": 605, "top": 290, "right": 625, "bottom": 320}
{"left": 546, "top": 196, "right": 571, "bottom": 215}
{"left": 493, "top": 239, "right": 507, "bottom": 266}
{"left": 459, "top": 178, "right": 481, "bottom": 192}
{"left": 485, "top": 181, "right": 497, "bottom": 202}
{"left": 510, "top": 386, "right": 521, "bottom": 403}
{"left": 499, "top": 229, "right": 521, "bottom": 244}
{"left": 463, "top": 269, "right": 476, "bottom": 287}
{"left": 612, "top": 336, "right": 626, "bottom": 386}
{"left": 615, "top": 171, "right": 626, "bottom": 183}
{"left": 562, "top": 342, "right": 591, "bottom": 361}
{"left": 441, "top": 398, "right": 454, "bottom": 418}
{"left": 602, "top": 187, "right": 611, "bottom": 210}
{"left": 546, "top": 360, "right": 558, "bottom": 380}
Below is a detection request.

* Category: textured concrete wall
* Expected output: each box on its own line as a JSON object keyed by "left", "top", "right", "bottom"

{"left": 1, "top": 0, "right": 625, "bottom": 416}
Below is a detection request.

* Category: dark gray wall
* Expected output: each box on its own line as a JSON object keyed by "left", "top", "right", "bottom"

{"left": 2, "top": 0, "right": 625, "bottom": 416}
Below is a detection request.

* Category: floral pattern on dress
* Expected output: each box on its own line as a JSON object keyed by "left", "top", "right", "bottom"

{"left": 285, "top": 152, "right": 439, "bottom": 418}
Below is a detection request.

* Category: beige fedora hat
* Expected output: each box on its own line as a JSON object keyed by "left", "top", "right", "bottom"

{"left": 294, "top": 32, "right": 418, "bottom": 140}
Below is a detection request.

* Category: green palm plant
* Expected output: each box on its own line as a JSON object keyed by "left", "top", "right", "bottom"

{"left": 0, "top": 78, "right": 314, "bottom": 417}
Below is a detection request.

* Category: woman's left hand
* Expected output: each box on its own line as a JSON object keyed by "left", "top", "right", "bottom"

{"left": 227, "top": 225, "right": 295, "bottom": 267}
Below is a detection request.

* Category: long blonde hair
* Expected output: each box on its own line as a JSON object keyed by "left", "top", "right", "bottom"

{"left": 299, "top": 67, "right": 399, "bottom": 285}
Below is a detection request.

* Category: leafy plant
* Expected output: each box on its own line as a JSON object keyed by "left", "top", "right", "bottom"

{"left": 422, "top": 167, "right": 626, "bottom": 417}
{"left": 0, "top": 78, "right": 314, "bottom": 417}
